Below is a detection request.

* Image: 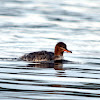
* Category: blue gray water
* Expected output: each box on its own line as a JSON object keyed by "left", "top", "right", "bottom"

{"left": 0, "top": 0, "right": 100, "bottom": 100}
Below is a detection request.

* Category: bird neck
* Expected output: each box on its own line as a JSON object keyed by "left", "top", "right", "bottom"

{"left": 54, "top": 46, "right": 64, "bottom": 56}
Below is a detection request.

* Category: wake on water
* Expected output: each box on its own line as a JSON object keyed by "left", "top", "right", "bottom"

{"left": 0, "top": 58, "right": 19, "bottom": 61}
{"left": 0, "top": 57, "right": 78, "bottom": 65}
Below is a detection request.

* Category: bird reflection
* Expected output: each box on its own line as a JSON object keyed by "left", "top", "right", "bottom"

{"left": 25, "top": 60, "right": 73, "bottom": 70}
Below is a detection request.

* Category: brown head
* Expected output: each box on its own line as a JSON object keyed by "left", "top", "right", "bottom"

{"left": 54, "top": 42, "right": 72, "bottom": 56}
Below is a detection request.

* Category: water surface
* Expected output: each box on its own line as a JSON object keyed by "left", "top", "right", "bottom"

{"left": 0, "top": 0, "right": 100, "bottom": 100}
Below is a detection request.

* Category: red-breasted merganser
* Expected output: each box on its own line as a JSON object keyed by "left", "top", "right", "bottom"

{"left": 20, "top": 42, "right": 72, "bottom": 62}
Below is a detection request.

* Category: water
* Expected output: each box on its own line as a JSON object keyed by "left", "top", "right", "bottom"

{"left": 0, "top": 0, "right": 100, "bottom": 100}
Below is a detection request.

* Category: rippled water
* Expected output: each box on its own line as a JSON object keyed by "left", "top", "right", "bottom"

{"left": 0, "top": 0, "right": 100, "bottom": 100}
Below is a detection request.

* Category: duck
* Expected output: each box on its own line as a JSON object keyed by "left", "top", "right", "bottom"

{"left": 20, "top": 42, "right": 72, "bottom": 62}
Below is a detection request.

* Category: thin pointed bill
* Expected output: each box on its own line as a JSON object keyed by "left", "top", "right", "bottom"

{"left": 64, "top": 49, "right": 72, "bottom": 53}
